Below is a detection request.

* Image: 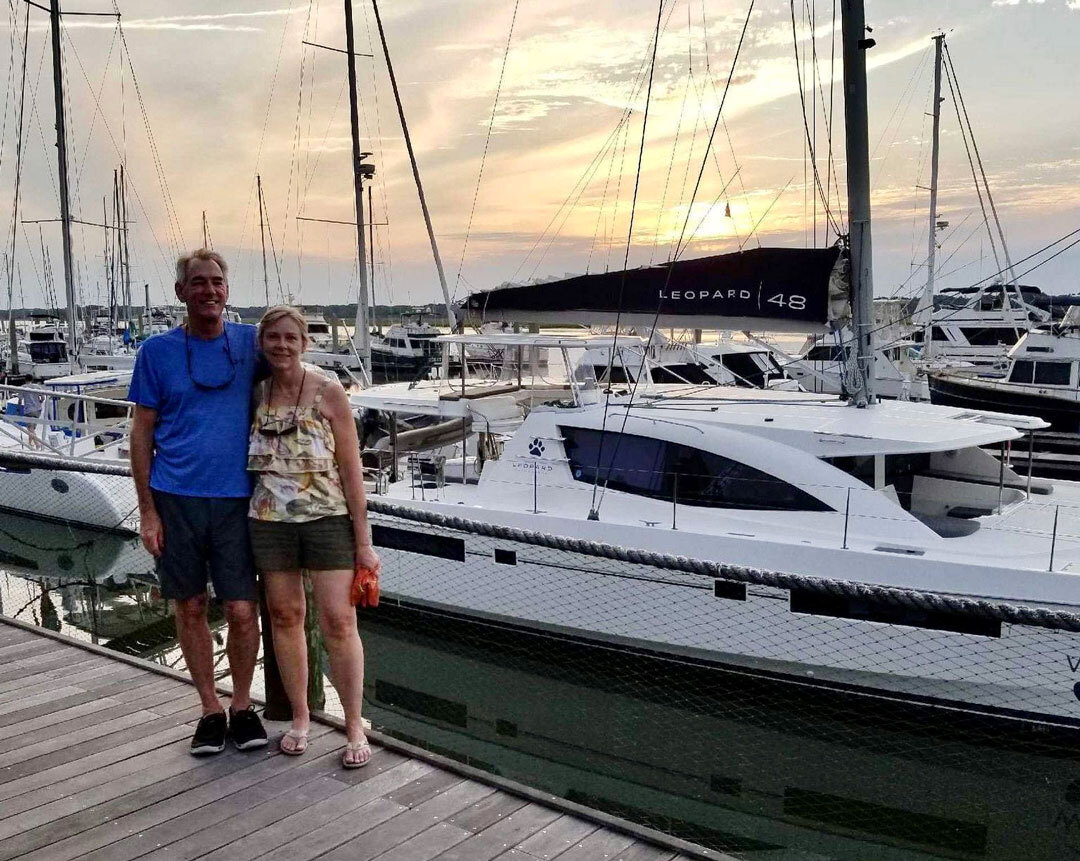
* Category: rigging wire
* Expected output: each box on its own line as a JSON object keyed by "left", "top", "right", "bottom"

{"left": 589, "top": 0, "right": 667, "bottom": 520}
{"left": 941, "top": 55, "right": 1002, "bottom": 276}
{"left": 787, "top": 0, "right": 840, "bottom": 238}
{"left": 649, "top": 4, "right": 695, "bottom": 266}
{"left": 6, "top": 1, "right": 29, "bottom": 311}
{"left": 116, "top": 22, "right": 185, "bottom": 257}
{"left": 452, "top": 0, "right": 519, "bottom": 303}
{"left": 943, "top": 40, "right": 1015, "bottom": 283}
{"left": 593, "top": 0, "right": 757, "bottom": 518}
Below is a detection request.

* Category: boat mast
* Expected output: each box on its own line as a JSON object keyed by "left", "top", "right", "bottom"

{"left": 343, "top": 0, "right": 372, "bottom": 374}
{"left": 921, "top": 33, "right": 944, "bottom": 362}
{"left": 841, "top": 0, "right": 875, "bottom": 405}
{"left": 257, "top": 174, "right": 270, "bottom": 308}
{"left": 370, "top": 0, "right": 455, "bottom": 331}
{"left": 50, "top": 0, "right": 78, "bottom": 364}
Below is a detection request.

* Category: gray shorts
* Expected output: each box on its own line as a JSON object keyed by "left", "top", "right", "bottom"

{"left": 249, "top": 515, "right": 356, "bottom": 572}
{"left": 152, "top": 490, "right": 257, "bottom": 602}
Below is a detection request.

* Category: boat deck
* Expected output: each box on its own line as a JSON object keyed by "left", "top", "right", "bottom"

{"left": 0, "top": 617, "right": 711, "bottom": 861}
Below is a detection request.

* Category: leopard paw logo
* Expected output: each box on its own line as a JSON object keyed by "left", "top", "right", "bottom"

{"left": 528, "top": 438, "right": 545, "bottom": 457}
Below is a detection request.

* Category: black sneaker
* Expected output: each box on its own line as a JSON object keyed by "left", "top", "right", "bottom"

{"left": 229, "top": 705, "right": 268, "bottom": 751}
{"left": 190, "top": 711, "right": 227, "bottom": 756}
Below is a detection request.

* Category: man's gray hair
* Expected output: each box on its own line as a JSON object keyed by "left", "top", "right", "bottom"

{"left": 176, "top": 248, "right": 229, "bottom": 285}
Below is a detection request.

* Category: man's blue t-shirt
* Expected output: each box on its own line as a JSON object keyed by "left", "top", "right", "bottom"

{"left": 128, "top": 322, "right": 258, "bottom": 498}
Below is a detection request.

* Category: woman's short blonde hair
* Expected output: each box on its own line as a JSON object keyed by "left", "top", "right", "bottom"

{"left": 258, "top": 305, "right": 309, "bottom": 346}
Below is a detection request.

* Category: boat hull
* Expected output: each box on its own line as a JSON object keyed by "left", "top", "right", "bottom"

{"left": 929, "top": 372, "right": 1080, "bottom": 432}
{"left": 0, "top": 456, "right": 138, "bottom": 534}
{"left": 370, "top": 509, "right": 1080, "bottom": 727}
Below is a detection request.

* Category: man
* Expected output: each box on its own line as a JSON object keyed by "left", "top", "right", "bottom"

{"left": 129, "top": 249, "right": 267, "bottom": 755}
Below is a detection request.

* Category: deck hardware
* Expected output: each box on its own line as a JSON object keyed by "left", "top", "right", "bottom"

{"left": 842, "top": 488, "right": 851, "bottom": 549}
{"left": 1027, "top": 431, "right": 1035, "bottom": 499}
{"left": 1050, "top": 505, "right": 1061, "bottom": 571}
{"left": 998, "top": 441, "right": 1006, "bottom": 511}
{"left": 671, "top": 472, "right": 678, "bottom": 530}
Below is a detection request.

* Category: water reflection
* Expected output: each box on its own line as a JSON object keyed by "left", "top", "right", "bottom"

{"left": 0, "top": 511, "right": 180, "bottom": 660}
{"left": 359, "top": 604, "right": 1080, "bottom": 861}
{"left": 5, "top": 509, "right": 1080, "bottom": 859}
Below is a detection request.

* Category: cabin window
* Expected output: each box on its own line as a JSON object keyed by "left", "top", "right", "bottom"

{"left": 649, "top": 364, "right": 714, "bottom": 384}
{"left": 560, "top": 426, "right": 832, "bottom": 512}
{"left": 805, "top": 345, "right": 845, "bottom": 362}
{"left": 823, "top": 453, "right": 932, "bottom": 511}
{"left": 1033, "top": 361, "right": 1072, "bottom": 386}
{"left": 719, "top": 353, "right": 768, "bottom": 388}
{"left": 1010, "top": 360, "right": 1034, "bottom": 384}
{"left": 960, "top": 327, "right": 1020, "bottom": 347}
{"left": 930, "top": 326, "right": 951, "bottom": 342}
{"left": 1011, "top": 360, "right": 1071, "bottom": 385}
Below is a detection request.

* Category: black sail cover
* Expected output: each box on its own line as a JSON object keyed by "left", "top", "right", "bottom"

{"left": 462, "top": 246, "right": 846, "bottom": 333}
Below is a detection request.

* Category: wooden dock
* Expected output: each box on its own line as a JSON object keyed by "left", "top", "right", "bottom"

{"left": 0, "top": 617, "right": 718, "bottom": 861}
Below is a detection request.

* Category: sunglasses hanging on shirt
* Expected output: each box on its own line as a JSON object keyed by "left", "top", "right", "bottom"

{"left": 185, "top": 325, "right": 237, "bottom": 391}
{"left": 258, "top": 369, "right": 307, "bottom": 437}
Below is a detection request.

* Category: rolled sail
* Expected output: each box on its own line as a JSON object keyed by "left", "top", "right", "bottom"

{"left": 462, "top": 246, "right": 847, "bottom": 332}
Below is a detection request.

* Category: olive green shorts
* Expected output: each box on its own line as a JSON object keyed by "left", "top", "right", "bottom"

{"left": 249, "top": 515, "right": 356, "bottom": 572}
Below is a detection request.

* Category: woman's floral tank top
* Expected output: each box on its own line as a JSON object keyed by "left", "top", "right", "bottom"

{"left": 247, "top": 364, "right": 349, "bottom": 522}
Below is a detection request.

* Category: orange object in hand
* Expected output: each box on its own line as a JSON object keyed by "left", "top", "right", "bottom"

{"left": 351, "top": 563, "right": 380, "bottom": 608}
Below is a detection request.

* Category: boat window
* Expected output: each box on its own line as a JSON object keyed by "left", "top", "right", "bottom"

{"left": 719, "top": 353, "right": 768, "bottom": 387}
{"left": 1009, "top": 360, "right": 1034, "bottom": 384}
{"left": 823, "top": 453, "right": 932, "bottom": 511}
{"left": 649, "top": 363, "right": 714, "bottom": 384}
{"left": 930, "top": 326, "right": 951, "bottom": 342}
{"left": 307, "top": 323, "right": 330, "bottom": 334}
{"left": 805, "top": 345, "right": 845, "bottom": 362}
{"left": 28, "top": 341, "right": 67, "bottom": 363}
{"left": 960, "top": 327, "right": 1020, "bottom": 346}
{"left": 1033, "top": 361, "right": 1071, "bottom": 386}
{"left": 561, "top": 426, "right": 832, "bottom": 511}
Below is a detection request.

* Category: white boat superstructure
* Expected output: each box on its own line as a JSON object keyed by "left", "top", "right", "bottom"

{"left": 0, "top": 378, "right": 137, "bottom": 532}
{"left": 785, "top": 330, "right": 930, "bottom": 401}
{"left": 349, "top": 332, "right": 1080, "bottom": 724}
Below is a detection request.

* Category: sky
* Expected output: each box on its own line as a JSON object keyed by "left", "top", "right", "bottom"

{"left": 0, "top": 0, "right": 1078, "bottom": 314}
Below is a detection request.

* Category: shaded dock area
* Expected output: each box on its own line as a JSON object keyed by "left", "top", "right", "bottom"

{"left": 0, "top": 617, "right": 712, "bottom": 861}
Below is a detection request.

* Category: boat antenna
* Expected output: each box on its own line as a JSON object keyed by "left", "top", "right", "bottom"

{"left": 370, "top": 0, "right": 455, "bottom": 332}
{"left": 841, "top": 0, "right": 876, "bottom": 406}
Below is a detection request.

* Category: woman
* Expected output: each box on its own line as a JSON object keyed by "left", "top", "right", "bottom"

{"left": 248, "top": 306, "right": 380, "bottom": 768}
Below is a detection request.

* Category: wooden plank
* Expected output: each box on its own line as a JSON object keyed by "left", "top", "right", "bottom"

{"left": 318, "top": 780, "right": 497, "bottom": 861}
{"left": 261, "top": 796, "right": 408, "bottom": 861}
{"left": 370, "top": 821, "right": 473, "bottom": 861}
{"left": 431, "top": 802, "right": 563, "bottom": 861}
{"left": 0, "top": 699, "right": 120, "bottom": 752}
{"left": 0, "top": 637, "right": 66, "bottom": 660}
{"left": 612, "top": 844, "right": 680, "bottom": 861}
{"left": 5, "top": 725, "right": 341, "bottom": 861}
{"left": 513, "top": 814, "right": 601, "bottom": 860}
{"left": 198, "top": 758, "right": 434, "bottom": 861}
{"left": 0, "top": 686, "right": 86, "bottom": 718}
{"left": 0, "top": 708, "right": 172, "bottom": 770}
{"left": 555, "top": 830, "right": 639, "bottom": 861}
{"left": 0, "top": 722, "right": 193, "bottom": 809}
{"left": 0, "top": 652, "right": 93, "bottom": 687}
{"left": 0, "top": 661, "right": 137, "bottom": 705}
{"left": 385, "top": 769, "right": 464, "bottom": 808}
{"left": 0, "top": 624, "right": 35, "bottom": 644}
{"left": 446, "top": 792, "right": 529, "bottom": 834}
{"left": 0, "top": 706, "right": 198, "bottom": 789}
{"left": 0, "top": 656, "right": 112, "bottom": 698}
{"left": 112, "top": 765, "right": 352, "bottom": 861}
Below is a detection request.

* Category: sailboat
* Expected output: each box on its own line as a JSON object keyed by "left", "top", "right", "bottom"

{"left": 350, "top": 4, "right": 1080, "bottom": 727}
